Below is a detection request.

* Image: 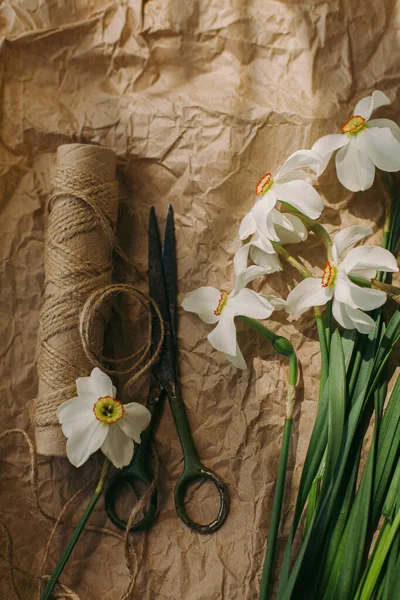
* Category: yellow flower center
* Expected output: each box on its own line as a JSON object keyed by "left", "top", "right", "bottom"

{"left": 341, "top": 115, "right": 365, "bottom": 134}
{"left": 255, "top": 173, "right": 273, "bottom": 195}
{"left": 214, "top": 291, "right": 229, "bottom": 316}
{"left": 321, "top": 262, "right": 337, "bottom": 288}
{"left": 93, "top": 396, "right": 124, "bottom": 424}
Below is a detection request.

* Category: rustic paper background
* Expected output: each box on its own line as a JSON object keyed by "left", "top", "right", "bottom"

{"left": 1, "top": 1, "right": 400, "bottom": 599}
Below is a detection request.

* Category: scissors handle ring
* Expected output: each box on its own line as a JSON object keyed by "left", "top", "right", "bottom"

{"left": 174, "top": 466, "right": 229, "bottom": 534}
{"left": 104, "top": 470, "right": 158, "bottom": 532}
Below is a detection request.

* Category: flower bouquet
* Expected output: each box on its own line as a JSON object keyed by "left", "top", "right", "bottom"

{"left": 183, "top": 90, "right": 400, "bottom": 599}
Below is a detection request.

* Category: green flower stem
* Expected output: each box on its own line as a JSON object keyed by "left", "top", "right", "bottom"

{"left": 303, "top": 307, "right": 329, "bottom": 530}
{"left": 40, "top": 459, "right": 110, "bottom": 600}
{"left": 377, "top": 172, "right": 396, "bottom": 282}
{"left": 314, "top": 306, "right": 329, "bottom": 396}
{"left": 381, "top": 172, "right": 393, "bottom": 240}
{"left": 238, "top": 317, "right": 297, "bottom": 600}
{"left": 271, "top": 242, "right": 312, "bottom": 279}
{"left": 259, "top": 417, "right": 293, "bottom": 600}
{"left": 348, "top": 275, "right": 373, "bottom": 288}
{"left": 324, "top": 300, "right": 332, "bottom": 348}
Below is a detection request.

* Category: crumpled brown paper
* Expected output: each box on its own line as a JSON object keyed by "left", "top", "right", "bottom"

{"left": 1, "top": 1, "right": 400, "bottom": 599}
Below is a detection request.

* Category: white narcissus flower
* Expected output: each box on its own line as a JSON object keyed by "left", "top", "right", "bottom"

{"left": 57, "top": 368, "right": 151, "bottom": 468}
{"left": 287, "top": 226, "right": 399, "bottom": 334}
{"left": 234, "top": 211, "right": 308, "bottom": 277}
{"left": 182, "top": 272, "right": 286, "bottom": 369}
{"left": 312, "top": 90, "right": 400, "bottom": 192}
{"left": 239, "top": 149, "right": 324, "bottom": 246}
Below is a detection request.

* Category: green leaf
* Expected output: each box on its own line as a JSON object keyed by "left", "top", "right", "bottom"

{"left": 371, "top": 374, "right": 400, "bottom": 528}
{"left": 277, "top": 382, "right": 329, "bottom": 596}
{"left": 279, "top": 321, "right": 382, "bottom": 599}
{"left": 321, "top": 386, "right": 380, "bottom": 600}
{"left": 354, "top": 508, "right": 400, "bottom": 600}
{"left": 382, "top": 531, "right": 400, "bottom": 600}
{"left": 322, "top": 330, "right": 346, "bottom": 494}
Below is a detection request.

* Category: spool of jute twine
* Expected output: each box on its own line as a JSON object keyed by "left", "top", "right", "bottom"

{"left": 34, "top": 144, "right": 120, "bottom": 457}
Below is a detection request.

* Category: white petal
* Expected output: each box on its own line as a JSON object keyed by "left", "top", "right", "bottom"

{"left": 273, "top": 180, "right": 324, "bottom": 219}
{"left": 233, "top": 266, "right": 273, "bottom": 294}
{"left": 270, "top": 209, "right": 295, "bottom": 232}
{"left": 355, "top": 127, "right": 400, "bottom": 172}
{"left": 340, "top": 246, "right": 399, "bottom": 275}
{"left": 66, "top": 419, "right": 108, "bottom": 468}
{"left": 234, "top": 243, "right": 250, "bottom": 275}
{"left": 57, "top": 397, "right": 95, "bottom": 438}
{"left": 101, "top": 425, "right": 134, "bottom": 469}
{"left": 267, "top": 296, "right": 287, "bottom": 310}
{"left": 276, "top": 149, "right": 323, "bottom": 180}
{"left": 207, "top": 308, "right": 237, "bottom": 356}
{"left": 332, "top": 299, "right": 375, "bottom": 334}
{"left": 239, "top": 212, "right": 257, "bottom": 240}
{"left": 181, "top": 287, "right": 221, "bottom": 324}
{"left": 353, "top": 90, "right": 390, "bottom": 121}
{"left": 274, "top": 213, "right": 308, "bottom": 245}
{"left": 367, "top": 119, "right": 400, "bottom": 143}
{"left": 332, "top": 226, "right": 373, "bottom": 262}
{"left": 228, "top": 288, "right": 275, "bottom": 319}
{"left": 224, "top": 343, "right": 247, "bottom": 370}
{"left": 334, "top": 273, "right": 387, "bottom": 311}
{"left": 76, "top": 368, "right": 114, "bottom": 406}
{"left": 335, "top": 137, "right": 375, "bottom": 192}
{"left": 344, "top": 306, "right": 376, "bottom": 334}
{"left": 312, "top": 134, "right": 349, "bottom": 175}
{"left": 250, "top": 246, "right": 283, "bottom": 272}
{"left": 264, "top": 211, "right": 281, "bottom": 241}
{"left": 332, "top": 298, "right": 355, "bottom": 330}
{"left": 252, "top": 191, "right": 278, "bottom": 239}
{"left": 118, "top": 402, "right": 151, "bottom": 443}
{"left": 277, "top": 169, "right": 312, "bottom": 183}
{"left": 287, "top": 278, "right": 332, "bottom": 318}
{"left": 251, "top": 230, "right": 275, "bottom": 253}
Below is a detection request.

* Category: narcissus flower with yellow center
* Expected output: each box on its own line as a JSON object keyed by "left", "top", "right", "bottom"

{"left": 57, "top": 368, "right": 151, "bottom": 468}
{"left": 182, "top": 271, "right": 286, "bottom": 369}
{"left": 312, "top": 90, "right": 400, "bottom": 192}
{"left": 286, "top": 226, "right": 398, "bottom": 333}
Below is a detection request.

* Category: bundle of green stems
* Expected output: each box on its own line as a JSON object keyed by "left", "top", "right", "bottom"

{"left": 249, "top": 179, "right": 400, "bottom": 600}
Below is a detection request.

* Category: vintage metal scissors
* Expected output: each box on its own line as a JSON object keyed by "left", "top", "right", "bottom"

{"left": 105, "top": 205, "right": 229, "bottom": 534}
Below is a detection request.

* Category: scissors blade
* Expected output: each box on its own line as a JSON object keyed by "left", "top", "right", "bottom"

{"left": 149, "top": 207, "right": 169, "bottom": 350}
{"left": 162, "top": 205, "right": 177, "bottom": 344}
{"left": 148, "top": 207, "right": 178, "bottom": 391}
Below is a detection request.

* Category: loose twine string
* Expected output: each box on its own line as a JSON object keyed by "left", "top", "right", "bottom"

{"left": 1, "top": 162, "right": 166, "bottom": 598}
{"left": 0, "top": 429, "right": 161, "bottom": 600}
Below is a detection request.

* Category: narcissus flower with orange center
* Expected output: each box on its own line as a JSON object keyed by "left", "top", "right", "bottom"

{"left": 182, "top": 271, "right": 286, "bottom": 369}
{"left": 312, "top": 90, "right": 400, "bottom": 192}
{"left": 57, "top": 368, "right": 151, "bottom": 468}
{"left": 239, "top": 149, "right": 324, "bottom": 246}
{"left": 234, "top": 211, "right": 308, "bottom": 277}
{"left": 286, "top": 226, "right": 398, "bottom": 333}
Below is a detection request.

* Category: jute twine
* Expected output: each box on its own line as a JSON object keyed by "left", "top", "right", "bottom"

{"left": 0, "top": 429, "right": 161, "bottom": 599}
{"left": 78, "top": 283, "right": 164, "bottom": 391}
{"left": 35, "top": 144, "right": 120, "bottom": 457}
{"left": 1, "top": 143, "right": 167, "bottom": 597}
